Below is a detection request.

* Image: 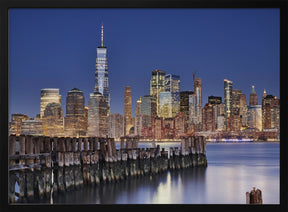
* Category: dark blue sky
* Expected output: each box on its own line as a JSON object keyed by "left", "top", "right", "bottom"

{"left": 9, "top": 8, "right": 280, "bottom": 120}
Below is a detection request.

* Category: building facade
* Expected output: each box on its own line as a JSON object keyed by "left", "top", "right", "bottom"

{"left": 150, "top": 69, "right": 165, "bottom": 115}
{"left": 40, "top": 88, "right": 61, "bottom": 119}
{"left": 64, "top": 88, "right": 87, "bottom": 137}
{"left": 9, "top": 113, "right": 29, "bottom": 135}
{"left": 124, "top": 86, "right": 133, "bottom": 135}
{"left": 247, "top": 105, "right": 262, "bottom": 131}
{"left": 159, "top": 92, "right": 172, "bottom": 118}
{"left": 21, "top": 119, "right": 43, "bottom": 136}
{"left": 87, "top": 92, "right": 108, "bottom": 137}
{"left": 164, "top": 74, "right": 180, "bottom": 117}
{"left": 108, "top": 113, "right": 124, "bottom": 139}
{"left": 42, "top": 102, "right": 64, "bottom": 137}
{"left": 202, "top": 103, "right": 215, "bottom": 132}
{"left": 224, "top": 79, "right": 233, "bottom": 130}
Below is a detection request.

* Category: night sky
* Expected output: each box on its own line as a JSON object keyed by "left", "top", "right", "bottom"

{"left": 9, "top": 8, "right": 280, "bottom": 120}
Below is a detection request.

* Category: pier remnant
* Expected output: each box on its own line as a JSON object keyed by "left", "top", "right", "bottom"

{"left": 8, "top": 135, "right": 207, "bottom": 203}
{"left": 246, "top": 187, "right": 262, "bottom": 204}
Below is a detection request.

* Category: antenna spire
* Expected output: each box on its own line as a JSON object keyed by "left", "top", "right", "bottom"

{"left": 101, "top": 23, "right": 104, "bottom": 47}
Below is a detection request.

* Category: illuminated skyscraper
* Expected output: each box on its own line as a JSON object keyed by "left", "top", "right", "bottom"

{"left": 249, "top": 85, "right": 258, "bottom": 106}
{"left": 9, "top": 114, "right": 29, "bottom": 135}
{"left": 247, "top": 105, "right": 262, "bottom": 131}
{"left": 94, "top": 24, "right": 110, "bottom": 113}
{"left": 262, "top": 94, "right": 280, "bottom": 130}
{"left": 202, "top": 103, "right": 215, "bottom": 132}
{"left": 224, "top": 79, "right": 233, "bottom": 130}
{"left": 194, "top": 78, "right": 202, "bottom": 130}
{"left": 87, "top": 92, "right": 108, "bottom": 137}
{"left": 42, "top": 102, "right": 64, "bottom": 137}
{"left": 159, "top": 92, "right": 172, "bottom": 118}
{"left": 124, "top": 86, "right": 133, "bottom": 135}
{"left": 180, "top": 91, "right": 193, "bottom": 132}
{"left": 64, "top": 88, "right": 86, "bottom": 137}
{"left": 150, "top": 69, "right": 165, "bottom": 115}
{"left": 140, "top": 95, "right": 157, "bottom": 127}
{"left": 164, "top": 74, "right": 180, "bottom": 117}
{"left": 40, "top": 88, "right": 61, "bottom": 119}
{"left": 108, "top": 113, "right": 124, "bottom": 139}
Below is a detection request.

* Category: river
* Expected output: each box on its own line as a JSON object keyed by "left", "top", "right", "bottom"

{"left": 45, "top": 142, "right": 279, "bottom": 204}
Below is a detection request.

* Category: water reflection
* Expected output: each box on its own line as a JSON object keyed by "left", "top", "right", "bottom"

{"left": 32, "top": 143, "right": 279, "bottom": 204}
{"left": 51, "top": 168, "right": 207, "bottom": 204}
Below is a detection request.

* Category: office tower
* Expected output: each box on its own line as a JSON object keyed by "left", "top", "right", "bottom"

{"left": 174, "top": 112, "right": 186, "bottom": 137}
{"left": 164, "top": 74, "right": 180, "bottom": 117}
{"left": 42, "top": 102, "right": 64, "bottom": 137}
{"left": 271, "top": 100, "right": 280, "bottom": 129}
{"left": 180, "top": 91, "right": 194, "bottom": 115}
{"left": 150, "top": 69, "right": 166, "bottom": 115}
{"left": 208, "top": 96, "right": 222, "bottom": 105}
{"left": 124, "top": 86, "right": 133, "bottom": 135}
{"left": 64, "top": 88, "right": 86, "bottom": 137}
{"left": 232, "top": 89, "right": 242, "bottom": 115}
{"left": 108, "top": 113, "right": 124, "bottom": 139}
{"left": 239, "top": 93, "right": 248, "bottom": 127}
{"left": 21, "top": 119, "right": 43, "bottom": 136}
{"left": 9, "top": 114, "right": 29, "bottom": 135}
{"left": 87, "top": 92, "right": 108, "bottom": 137}
{"left": 140, "top": 95, "right": 157, "bottom": 131}
{"left": 94, "top": 24, "right": 110, "bottom": 113}
{"left": 224, "top": 79, "right": 233, "bottom": 130}
{"left": 136, "top": 97, "right": 142, "bottom": 116}
{"left": 249, "top": 85, "right": 258, "bottom": 106}
{"left": 188, "top": 92, "right": 197, "bottom": 125}
{"left": 247, "top": 105, "right": 262, "bottom": 131}
{"left": 153, "top": 116, "right": 163, "bottom": 139}
{"left": 202, "top": 103, "right": 215, "bottom": 132}
{"left": 180, "top": 91, "right": 193, "bottom": 132}
{"left": 135, "top": 97, "right": 142, "bottom": 136}
{"left": 208, "top": 96, "right": 222, "bottom": 130}
{"left": 159, "top": 92, "right": 172, "bottom": 118}
{"left": 194, "top": 78, "right": 202, "bottom": 131}
{"left": 40, "top": 88, "right": 61, "bottom": 119}
{"left": 262, "top": 94, "right": 280, "bottom": 130}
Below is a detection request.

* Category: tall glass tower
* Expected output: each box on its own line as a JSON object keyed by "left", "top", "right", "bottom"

{"left": 224, "top": 79, "right": 233, "bottom": 130}
{"left": 94, "top": 24, "right": 110, "bottom": 113}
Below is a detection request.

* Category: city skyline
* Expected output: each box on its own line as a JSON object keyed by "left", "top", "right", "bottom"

{"left": 9, "top": 9, "right": 280, "bottom": 120}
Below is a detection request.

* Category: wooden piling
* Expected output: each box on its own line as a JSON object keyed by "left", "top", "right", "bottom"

{"left": 246, "top": 187, "right": 262, "bottom": 204}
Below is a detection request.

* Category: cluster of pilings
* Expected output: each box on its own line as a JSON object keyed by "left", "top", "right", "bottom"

{"left": 246, "top": 187, "right": 263, "bottom": 204}
{"left": 8, "top": 135, "right": 207, "bottom": 203}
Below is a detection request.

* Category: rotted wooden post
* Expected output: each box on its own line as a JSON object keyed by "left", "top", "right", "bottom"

{"left": 120, "top": 137, "right": 125, "bottom": 149}
{"left": 246, "top": 187, "right": 262, "bottom": 204}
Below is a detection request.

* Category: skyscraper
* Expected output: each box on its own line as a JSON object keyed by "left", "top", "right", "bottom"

{"left": 87, "top": 92, "right": 108, "bottom": 137}
{"left": 224, "top": 79, "right": 233, "bottom": 130}
{"left": 42, "top": 102, "right": 64, "bottom": 137}
{"left": 64, "top": 88, "right": 86, "bottom": 137}
{"left": 262, "top": 94, "right": 280, "bottom": 130}
{"left": 164, "top": 74, "right": 180, "bottom": 117}
{"left": 159, "top": 92, "right": 172, "bottom": 118}
{"left": 180, "top": 91, "right": 193, "bottom": 132}
{"left": 40, "top": 88, "right": 61, "bottom": 119}
{"left": 108, "top": 113, "right": 124, "bottom": 139}
{"left": 202, "top": 103, "right": 215, "bottom": 132}
{"left": 124, "top": 86, "right": 132, "bottom": 135}
{"left": 94, "top": 24, "right": 110, "bottom": 113}
{"left": 194, "top": 77, "right": 202, "bottom": 130}
{"left": 140, "top": 95, "right": 157, "bottom": 128}
{"left": 150, "top": 69, "right": 165, "bottom": 115}
{"left": 249, "top": 85, "right": 258, "bottom": 106}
